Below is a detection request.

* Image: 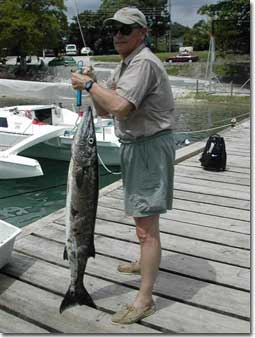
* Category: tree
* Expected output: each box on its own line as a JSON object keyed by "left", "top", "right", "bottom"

{"left": 171, "top": 22, "right": 190, "bottom": 40}
{"left": 183, "top": 20, "right": 210, "bottom": 51}
{"left": 198, "top": 0, "right": 250, "bottom": 53}
{"left": 0, "top": 0, "right": 68, "bottom": 67}
{"left": 68, "top": 10, "right": 114, "bottom": 54}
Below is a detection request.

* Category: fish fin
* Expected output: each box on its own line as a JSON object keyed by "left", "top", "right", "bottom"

{"left": 59, "top": 285, "right": 96, "bottom": 314}
{"left": 63, "top": 246, "right": 68, "bottom": 260}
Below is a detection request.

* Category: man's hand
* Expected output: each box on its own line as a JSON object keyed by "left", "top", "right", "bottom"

{"left": 71, "top": 71, "right": 92, "bottom": 91}
{"left": 83, "top": 66, "right": 97, "bottom": 81}
{"left": 71, "top": 67, "right": 133, "bottom": 118}
{"left": 71, "top": 66, "right": 97, "bottom": 90}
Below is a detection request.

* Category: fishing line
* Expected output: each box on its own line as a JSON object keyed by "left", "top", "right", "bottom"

{"left": 73, "top": 0, "right": 86, "bottom": 48}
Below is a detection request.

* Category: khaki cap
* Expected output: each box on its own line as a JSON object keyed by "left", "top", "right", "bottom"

{"left": 104, "top": 7, "right": 147, "bottom": 28}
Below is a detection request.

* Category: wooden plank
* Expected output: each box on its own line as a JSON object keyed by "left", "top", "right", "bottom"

{"left": 175, "top": 165, "right": 250, "bottom": 186}
{"left": 100, "top": 224, "right": 249, "bottom": 267}
{"left": 179, "top": 160, "right": 250, "bottom": 174}
{"left": 98, "top": 196, "right": 250, "bottom": 234}
{"left": 227, "top": 146, "right": 250, "bottom": 152}
{"left": 0, "top": 309, "right": 49, "bottom": 333}
{"left": 0, "top": 273, "right": 157, "bottom": 334}
{"left": 111, "top": 189, "right": 250, "bottom": 221}
{"left": 51, "top": 217, "right": 250, "bottom": 267}
{"left": 13, "top": 235, "right": 250, "bottom": 319}
{"left": 92, "top": 206, "right": 250, "bottom": 249}
{"left": 226, "top": 146, "right": 250, "bottom": 152}
{"left": 227, "top": 151, "right": 250, "bottom": 158}
{"left": 35, "top": 221, "right": 250, "bottom": 290}
{"left": 3, "top": 253, "right": 249, "bottom": 334}
{"left": 174, "top": 176, "right": 249, "bottom": 193}
{"left": 172, "top": 199, "right": 250, "bottom": 221}
{"left": 173, "top": 190, "right": 250, "bottom": 210}
{"left": 186, "top": 156, "right": 250, "bottom": 170}
{"left": 173, "top": 181, "right": 249, "bottom": 200}
{"left": 162, "top": 209, "right": 250, "bottom": 234}
{"left": 116, "top": 186, "right": 250, "bottom": 211}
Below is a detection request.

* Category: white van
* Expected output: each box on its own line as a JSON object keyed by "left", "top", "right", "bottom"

{"left": 65, "top": 44, "right": 77, "bottom": 56}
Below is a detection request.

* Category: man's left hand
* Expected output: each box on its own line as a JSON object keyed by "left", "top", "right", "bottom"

{"left": 71, "top": 72, "right": 92, "bottom": 90}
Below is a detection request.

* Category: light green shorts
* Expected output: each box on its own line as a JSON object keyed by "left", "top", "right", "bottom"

{"left": 120, "top": 130, "right": 175, "bottom": 217}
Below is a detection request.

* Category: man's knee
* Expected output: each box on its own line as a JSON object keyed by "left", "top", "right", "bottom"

{"left": 136, "top": 226, "right": 147, "bottom": 243}
{"left": 135, "top": 215, "right": 160, "bottom": 243}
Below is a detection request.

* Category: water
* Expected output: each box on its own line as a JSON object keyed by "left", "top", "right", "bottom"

{"left": 0, "top": 158, "right": 120, "bottom": 228}
{"left": 0, "top": 96, "right": 249, "bottom": 228}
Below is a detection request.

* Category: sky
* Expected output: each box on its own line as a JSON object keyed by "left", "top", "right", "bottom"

{"left": 65, "top": 0, "right": 219, "bottom": 27}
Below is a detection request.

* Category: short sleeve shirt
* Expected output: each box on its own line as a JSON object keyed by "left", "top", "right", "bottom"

{"left": 107, "top": 44, "right": 175, "bottom": 141}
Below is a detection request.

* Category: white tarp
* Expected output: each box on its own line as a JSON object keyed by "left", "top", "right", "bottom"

{"left": 0, "top": 79, "right": 76, "bottom": 101}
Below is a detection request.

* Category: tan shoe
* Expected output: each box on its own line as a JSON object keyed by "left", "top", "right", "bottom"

{"left": 112, "top": 303, "right": 156, "bottom": 324}
{"left": 117, "top": 261, "right": 141, "bottom": 274}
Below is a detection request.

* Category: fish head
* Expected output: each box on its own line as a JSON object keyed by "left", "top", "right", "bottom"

{"left": 72, "top": 108, "right": 97, "bottom": 166}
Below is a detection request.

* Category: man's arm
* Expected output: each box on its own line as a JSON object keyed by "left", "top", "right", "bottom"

{"left": 71, "top": 72, "right": 134, "bottom": 118}
{"left": 91, "top": 97, "right": 110, "bottom": 117}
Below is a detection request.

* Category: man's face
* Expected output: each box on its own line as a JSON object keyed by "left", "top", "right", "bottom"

{"left": 111, "top": 24, "right": 147, "bottom": 58}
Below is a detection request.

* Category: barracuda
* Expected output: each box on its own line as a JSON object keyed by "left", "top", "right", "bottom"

{"left": 60, "top": 107, "right": 98, "bottom": 313}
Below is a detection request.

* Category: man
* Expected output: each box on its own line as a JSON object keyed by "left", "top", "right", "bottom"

{"left": 71, "top": 7, "right": 175, "bottom": 324}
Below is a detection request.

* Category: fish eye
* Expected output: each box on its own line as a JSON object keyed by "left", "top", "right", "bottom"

{"left": 88, "top": 137, "right": 94, "bottom": 145}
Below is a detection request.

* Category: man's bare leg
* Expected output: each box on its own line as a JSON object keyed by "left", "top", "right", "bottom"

{"left": 132, "top": 214, "right": 161, "bottom": 309}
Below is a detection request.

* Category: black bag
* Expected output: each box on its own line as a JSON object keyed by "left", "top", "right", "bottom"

{"left": 199, "top": 134, "right": 227, "bottom": 171}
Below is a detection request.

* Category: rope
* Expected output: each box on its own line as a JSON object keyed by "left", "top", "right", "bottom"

{"left": 211, "top": 112, "right": 250, "bottom": 126}
{"left": 176, "top": 123, "right": 232, "bottom": 135}
{"left": 176, "top": 113, "right": 250, "bottom": 135}
{"left": 97, "top": 152, "right": 121, "bottom": 175}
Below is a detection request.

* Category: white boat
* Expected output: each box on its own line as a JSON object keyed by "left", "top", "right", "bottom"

{"left": 0, "top": 104, "right": 120, "bottom": 179}
{"left": 0, "top": 219, "right": 21, "bottom": 269}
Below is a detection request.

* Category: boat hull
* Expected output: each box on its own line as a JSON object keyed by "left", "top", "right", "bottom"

{"left": 0, "top": 104, "right": 121, "bottom": 169}
{"left": 22, "top": 138, "right": 120, "bottom": 165}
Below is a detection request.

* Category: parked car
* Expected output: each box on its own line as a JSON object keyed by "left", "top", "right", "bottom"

{"left": 0, "top": 47, "right": 8, "bottom": 63}
{"left": 43, "top": 49, "right": 55, "bottom": 57}
{"left": 165, "top": 51, "right": 199, "bottom": 63}
{"left": 65, "top": 44, "right": 78, "bottom": 56}
{"left": 80, "top": 46, "right": 93, "bottom": 55}
{"left": 0, "top": 57, "right": 7, "bottom": 64}
{"left": 48, "top": 56, "right": 77, "bottom": 67}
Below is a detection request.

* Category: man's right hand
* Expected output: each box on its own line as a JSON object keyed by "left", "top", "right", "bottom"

{"left": 83, "top": 66, "right": 97, "bottom": 82}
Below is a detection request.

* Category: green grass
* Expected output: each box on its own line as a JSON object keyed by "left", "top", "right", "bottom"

{"left": 182, "top": 92, "right": 250, "bottom": 105}
{"left": 91, "top": 55, "right": 121, "bottom": 63}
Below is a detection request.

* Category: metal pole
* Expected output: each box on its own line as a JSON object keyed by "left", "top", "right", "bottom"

{"left": 230, "top": 81, "right": 233, "bottom": 96}
{"left": 167, "top": 0, "right": 171, "bottom": 52}
{"left": 208, "top": 36, "right": 215, "bottom": 93}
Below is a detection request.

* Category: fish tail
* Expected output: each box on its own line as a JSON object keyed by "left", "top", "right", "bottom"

{"left": 59, "top": 285, "right": 96, "bottom": 314}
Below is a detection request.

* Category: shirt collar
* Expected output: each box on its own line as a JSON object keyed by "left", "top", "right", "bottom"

{"left": 122, "top": 43, "right": 146, "bottom": 66}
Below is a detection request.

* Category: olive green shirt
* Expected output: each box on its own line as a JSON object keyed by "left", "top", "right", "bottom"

{"left": 108, "top": 43, "right": 175, "bottom": 140}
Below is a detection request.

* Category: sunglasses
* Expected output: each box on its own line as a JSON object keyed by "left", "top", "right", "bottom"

{"left": 110, "top": 24, "right": 140, "bottom": 36}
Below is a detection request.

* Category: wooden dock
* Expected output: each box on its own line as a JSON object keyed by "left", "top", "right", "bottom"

{"left": 0, "top": 120, "right": 250, "bottom": 333}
